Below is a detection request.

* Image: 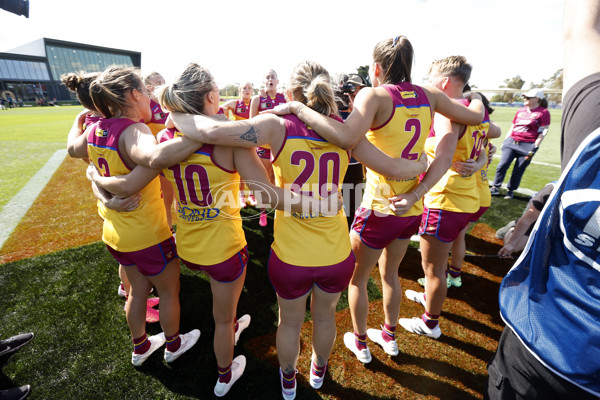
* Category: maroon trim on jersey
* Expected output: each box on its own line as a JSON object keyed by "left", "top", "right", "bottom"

{"left": 234, "top": 99, "right": 251, "bottom": 119}
{"left": 158, "top": 128, "right": 177, "bottom": 143}
{"left": 372, "top": 83, "right": 430, "bottom": 131}
{"left": 371, "top": 95, "right": 395, "bottom": 132}
{"left": 88, "top": 118, "right": 139, "bottom": 172}
{"left": 455, "top": 98, "right": 470, "bottom": 140}
{"left": 209, "top": 145, "right": 237, "bottom": 174}
{"left": 84, "top": 115, "right": 102, "bottom": 129}
{"left": 150, "top": 99, "right": 168, "bottom": 124}
{"left": 270, "top": 119, "right": 291, "bottom": 164}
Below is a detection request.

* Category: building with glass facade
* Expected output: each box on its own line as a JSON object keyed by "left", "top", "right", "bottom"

{"left": 0, "top": 38, "right": 140, "bottom": 105}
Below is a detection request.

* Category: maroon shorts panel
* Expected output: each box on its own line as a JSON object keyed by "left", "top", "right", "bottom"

{"left": 182, "top": 246, "right": 248, "bottom": 283}
{"left": 351, "top": 207, "right": 420, "bottom": 249}
{"left": 107, "top": 237, "right": 177, "bottom": 276}
{"left": 470, "top": 206, "right": 489, "bottom": 223}
{"left": 267, "top": 250, "right": 355, "bottom": 300}
{"left": 418, "top": 207, "right": 473, "bottom": 243}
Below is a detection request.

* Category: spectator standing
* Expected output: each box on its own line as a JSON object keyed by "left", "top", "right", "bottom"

{"left": 490, "top": 89, "right": 550, "bottom": 199}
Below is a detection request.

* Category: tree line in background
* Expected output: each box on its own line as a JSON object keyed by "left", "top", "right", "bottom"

{"left": 489, "top": 68, "right": 563, "bottom": 104}
{"left": 219, "top": 67, "right": 564, "bottom": 105}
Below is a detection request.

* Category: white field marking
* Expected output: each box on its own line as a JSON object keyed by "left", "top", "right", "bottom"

{"left": 0, "top": 149, "right": 67, "bottom": 250}
{"left": 492, "top": 154, "right": 560, "bottom": 168}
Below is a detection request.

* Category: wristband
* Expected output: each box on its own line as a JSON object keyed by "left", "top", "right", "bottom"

{"left": 413, "top": 191, "right": 420, "bottom": 203}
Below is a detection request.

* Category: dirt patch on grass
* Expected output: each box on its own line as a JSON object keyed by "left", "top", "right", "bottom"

{"left": 0, "top": 157, "right": 102, "bottom": 264}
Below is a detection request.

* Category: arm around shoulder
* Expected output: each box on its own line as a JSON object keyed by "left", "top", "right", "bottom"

{"left": 426, "top": 86, "right": 484, "bottom": 126}
{"left": 67, "top": 110, "right": 90, "bottom": 158}
{"left": 352, "top": 137, "right": 427, "bottom": 179}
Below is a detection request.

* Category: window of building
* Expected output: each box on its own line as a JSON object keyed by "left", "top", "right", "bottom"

{"left": 0, "top": 58, "right": 50, "bottom": 81}
{"left": 18, "top": 60, "right": 31, "bottom": 80}
{"left": 0, "top": 59, "right": 9, "bottom": 78}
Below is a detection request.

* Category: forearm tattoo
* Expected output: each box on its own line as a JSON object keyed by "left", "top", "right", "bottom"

{"left": 237, "top": 126, "right": 258, "bottom": 143}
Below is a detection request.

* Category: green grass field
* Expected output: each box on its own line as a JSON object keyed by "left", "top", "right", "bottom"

{"left": 0, "top": 106, "right": 83, "bottom": 208}
{"left": 487, "top": 107, "right": 563, "bottom": 193}
{"left": 0, "top": 105, "right": 557, "bottom": 399}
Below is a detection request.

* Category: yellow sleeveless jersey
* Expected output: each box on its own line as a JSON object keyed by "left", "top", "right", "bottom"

{"left": 84, "top": 115, "right": 108, "bottom": 220}
{"left": 159, "top": 129, "right": 246, "bottom": 265}
{"left": 477, "top": 141, "right": 492, "bottom": 207}
{"left": 424, "top": 99, "right": 490, "bottom": 213}
{"left": 271, "top": 115, "right": 351, "bottom": 266}
{"left": 360, "top": 83, "right": 432, "bottom": 217}
{"left": 87, "top": 118, "right": 172, "bottom": 252}
{"left": 147, "top": 100, "right": 168, "bottom": 136}
{"left": 147, "top": 122, "right": 166, "bottom": 136}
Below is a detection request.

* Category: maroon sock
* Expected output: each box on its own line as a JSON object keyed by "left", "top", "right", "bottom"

{"left": 233, "top": 320, "right": 239, "bottom": 334}
{"left": 421, "top": 311, "right": 440, "bottom": 329}
{"left": 381, "top": 323, "right": 396, "bottom": 342}
{"left": 311, "top": 361, "right": 327, "bottom": 378}
{"left": 281, "top": 370, "right": 296, "bottom": 389}
{"left": 133, "top": 333, "right": 151, "bottom": 354}
{"left": 165, "top": 331, "right": 181, "bottom": 352}
{"left": 354, "top": 332, "right": 368, "bottom": 350}
{"left": 218, "top": 363, "right": 232, "bottom": 383}
{"left": 449, "top": 265, "right": 461, "bottom": 278}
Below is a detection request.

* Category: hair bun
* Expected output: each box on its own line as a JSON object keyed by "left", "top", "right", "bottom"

{"left": 62, "top": 73, "right": 82, "bottom": 91}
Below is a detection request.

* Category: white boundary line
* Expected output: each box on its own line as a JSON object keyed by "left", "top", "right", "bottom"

{"left": 492, "top": 154, "right": 561, "bottom": 168}
{"left": 0, "top": 149, "right": 67, "bottom": 251}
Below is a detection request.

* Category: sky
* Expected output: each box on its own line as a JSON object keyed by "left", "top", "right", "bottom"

{"left": 0, "top": 0, "right": 564, "bottom": 91}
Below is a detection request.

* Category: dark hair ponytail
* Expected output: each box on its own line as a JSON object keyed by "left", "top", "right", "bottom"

{"left": 372, "top": 35, "right": 413, "bottom": 84}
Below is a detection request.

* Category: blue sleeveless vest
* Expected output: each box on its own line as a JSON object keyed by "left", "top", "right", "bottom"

{"left": 499, "top": 128, "right": 600, "bottom": 395}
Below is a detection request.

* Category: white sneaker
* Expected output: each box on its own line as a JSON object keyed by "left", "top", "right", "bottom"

{"left": 164, "top": 329, "right": 200, "bottom": 363}
{"left": 214, "top": 355, "right": 246, "bottom": 397}
{"left": 131, "top": 333, "right": 165, "bottom": 366}
{"left": 234, "top": 314, "right": 251, "bottom": 345}
{"left": 309, "top": 361, "right": 327, "bottom": 389}
{"left": 399, "top": 317, "right": 442, "bottom": 339}
{"left": 279, "top": 368, "right": 297, "bottom": 400}
{"left": 366, "top": 328, "right": 399, "bottom": 356}
{"left": 447, "top": 275, "right": 462, "bottom": 287}
{"left": 405, "top": 289, "right": 426, "bottom": 308}
{"left": 343, "top": 332, "right": 372, "bottom": 363}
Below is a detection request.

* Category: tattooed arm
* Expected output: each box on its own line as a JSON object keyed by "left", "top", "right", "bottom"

{"left": 169, "top": 112, "right": 283, "bottom": 148}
